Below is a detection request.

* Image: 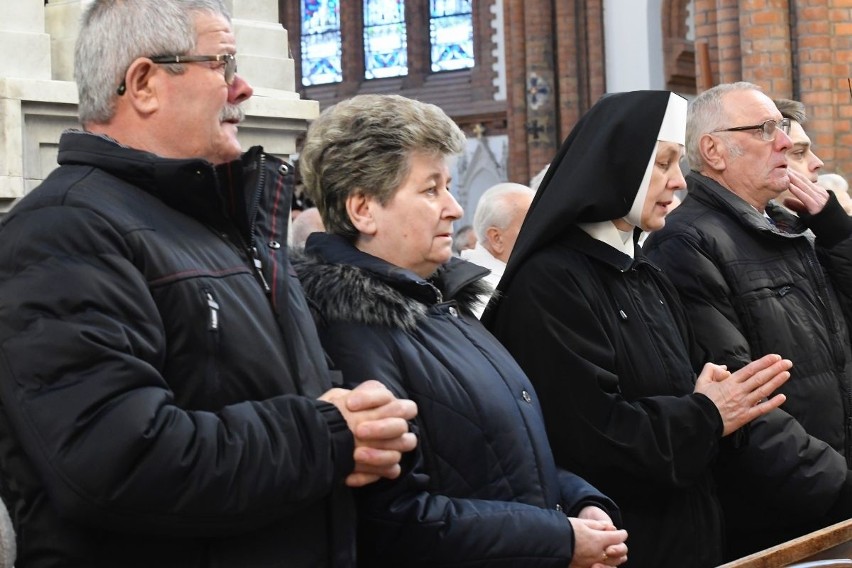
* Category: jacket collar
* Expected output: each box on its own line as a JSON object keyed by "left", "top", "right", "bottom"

{"left": 563, "top": 226, "right": 658, "bottom": 273}
{"left": 56, "top": 130, "right": 284, "bottom": 246}
{"left": 688, "top": 171, "right": 808, "bottom": 237}
{"left": 296, "top": 233, "right": 490, "bottom": 330}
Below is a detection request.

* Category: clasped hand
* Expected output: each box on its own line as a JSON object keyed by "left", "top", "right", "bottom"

{"left": 320, "top": 380, "right": 418, "bottom": 487}
{"left": 694, "top": 353, "right": 792, "bottom": 436}
{"left": 569, "top": 506, "right": 628, "bottom": 568}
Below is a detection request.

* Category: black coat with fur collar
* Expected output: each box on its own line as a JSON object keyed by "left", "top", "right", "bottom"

{"left": 296, "top": 233, "right": 620, "bottom": 567}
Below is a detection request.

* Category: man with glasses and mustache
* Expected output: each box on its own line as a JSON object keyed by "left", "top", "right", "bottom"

{"left": 644, "top": 82, "right": 852, "bottom": 558}
{"left": 0, "top": 1, "right": 417, "bottom": 567}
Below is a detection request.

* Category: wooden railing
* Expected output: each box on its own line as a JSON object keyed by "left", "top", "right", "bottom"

{"left": 719, "top": 519, "right": 852, "bottom": 567}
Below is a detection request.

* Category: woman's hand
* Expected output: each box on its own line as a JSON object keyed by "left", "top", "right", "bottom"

{"left": 694, "top": 354, "right": 791, "bottom": 436}
{"left": 568, "top": 517, "right": 628, "bottom": 568}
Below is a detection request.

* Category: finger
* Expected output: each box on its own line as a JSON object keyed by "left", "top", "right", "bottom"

{"left": 695, "top": 362, "right": 720, "bottom": 386}
{"left": 355, "top": 416, "right": 416, "bottom": 440}
{"left": 711, "top": 365, "right": 731, "bottom": 382}
{"left": 745, "top": 393, "right": 787, "bottom": 422}
{"left": 346, "top": 380, "right": 395, "bottom": 411}
{"left": 755, "top": 393, "right": 787, "bottom": 413}
{"left": 576, "top": 518, "right": 612, "bottom": 530}
{"left": 353, "top": 446, "right": 403, "bottom": 467}
{"left": 731, "top": 354, "right": 782, "bottom": 382}
{"left": 349, "top": 464, "right": 402, "bottom": 480}
{"left": 788, "top": 170, "right": 829, "bottom": 210}
{"left": 345, "top": 472, "right": 381, "bottom": 487}
{"left": 754, "top": 370, "right": 791, "bottom": 401}
{"left": 355, "top": 431, "right": 417, "bottom": 452}
{"left": 352, "top": 399, "right": 418, "bottom": 425}
{"left": 744, "top": 361, "right": 792, "bottom": 393}
{"left": 605, "top": 542, "right": 629, "bottom": 556}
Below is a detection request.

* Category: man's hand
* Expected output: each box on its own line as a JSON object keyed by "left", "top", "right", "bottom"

{"left": 694, "top": 354, "right": 792, "bottom": 436}
{"left": 319, "top": 380, "right": 418, "bottom": 487}
{"left": 783, "top": 169, "right": 830, "bottom": 215}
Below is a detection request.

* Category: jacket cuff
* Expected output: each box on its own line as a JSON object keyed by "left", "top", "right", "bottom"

{"left": 802, "top": 192, "right": 852, "bottom": 248}
{"left": 313, "top": 400, "right": 356, "bottom": 483}
{"left": 691, "top": 392, "right": 725, "bottom": 439}
{"left": 569, "top": 498, "right": 623, "bottom": 527}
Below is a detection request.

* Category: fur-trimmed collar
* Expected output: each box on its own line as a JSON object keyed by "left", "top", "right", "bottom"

{"left": 292, "top": 234, "right": 491, "bottom": 332}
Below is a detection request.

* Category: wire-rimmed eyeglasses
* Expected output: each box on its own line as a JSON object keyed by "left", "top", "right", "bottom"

{"left": 149, "top": 53, "right": 237, "bottom": 85}
{"left": 710, "top": 118, "right": 791, "bottom": 142}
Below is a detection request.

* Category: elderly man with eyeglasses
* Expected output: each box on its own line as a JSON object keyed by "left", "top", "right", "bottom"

{"left": 0, "top": 1, "right": 419, "bottom": 567}
{"left": 644, "top": 82, "right": 852, "bottom": 559}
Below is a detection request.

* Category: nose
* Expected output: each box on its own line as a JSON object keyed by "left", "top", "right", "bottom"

{"left": 670, "top": 163, "right": 687, "bottom": 190}
{"left": 810, "top": 151, "right": 825, "bottom": 173}
{"left": 444, "top": 190, "right": 463, "bottom": 220}
{"left": 775, "top": 128, "right": 793, "bottom": 152}
{"left": 228, "top": 73, "right": 253, "bottom": 104}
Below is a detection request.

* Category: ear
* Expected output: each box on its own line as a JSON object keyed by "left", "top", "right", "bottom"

{"left": 699, "top": 134, "right": 726, "bottom": 171}
{"left": 121, "top": 58, "right": 161, "bottom": 116}
{"left": 346, "top": 191, "right": 378, "bottom": 236}
{"left": 485, "top": 226, "right": 503, "bottom": 255}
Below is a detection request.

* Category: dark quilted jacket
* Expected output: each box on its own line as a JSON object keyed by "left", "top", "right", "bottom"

{"left": 0, "top": 132, "right": 356, "bottom": 567}
{"left": 295, "top": 232, "right": 620, "bottom": 567}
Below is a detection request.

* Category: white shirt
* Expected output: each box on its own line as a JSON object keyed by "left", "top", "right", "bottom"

{"left": 460, "top": 243, "right": 505, "bottom": 318}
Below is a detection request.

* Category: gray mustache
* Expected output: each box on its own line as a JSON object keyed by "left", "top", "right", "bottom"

{"left": 220, "top": 105, "right": 244, "bottom": 123}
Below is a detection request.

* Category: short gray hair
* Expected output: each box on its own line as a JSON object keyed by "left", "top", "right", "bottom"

{"left": 75, "top": 0, "right": 230, "bottom": 125}
{"left": 472, "top": 183, "right": 534, "bottom": 242}
{"left": 686, "top": 81, "right": 762, "bottom": 171}
{"left": 300, "top": 94, "right": 466, "bottom": 241}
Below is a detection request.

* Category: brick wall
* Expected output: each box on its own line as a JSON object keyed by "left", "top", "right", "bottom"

{"left": 503, "top": 0, "right": 606, "bottom": 184}
{"left": 692, "top": 0, "right": 852, "bottom": 177}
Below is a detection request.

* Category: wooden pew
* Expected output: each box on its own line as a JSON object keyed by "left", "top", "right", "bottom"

{"left": 718, "top": 519, "right": 852, "bottom": 567}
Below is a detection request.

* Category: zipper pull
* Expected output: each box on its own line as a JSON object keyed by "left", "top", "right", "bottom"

{"left": 250, "top": 246, "right": 272, "bottom": 294}
{"left": 205, "top": 292, "right": 220, "bottom": 331}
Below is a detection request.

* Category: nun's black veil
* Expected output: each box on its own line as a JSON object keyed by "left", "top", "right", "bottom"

{"left": 481, "top": 90, "right": 673, "bottom": 327}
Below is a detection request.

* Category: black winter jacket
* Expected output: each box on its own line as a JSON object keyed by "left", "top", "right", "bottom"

{"left": 644, "top": 171, "right": 852, "bottom": 556}
{"left": 295, "top": 232, "right": 620, "bottom": 567}
{"left": 0, "top": 132, "right": 357, "bottom": 567}
{"left": 645, "top": 172, "right": 852, "bottom": 460}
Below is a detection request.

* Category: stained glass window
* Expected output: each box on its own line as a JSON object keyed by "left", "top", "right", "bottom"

{"left": 430, "top": 0, "right": 474, "bottom": 72}
{"left": 364, "top": 0, "right": 408, "bottom": 79}
{"left": 301, "top": 0, "right": 342, "bottom": 86}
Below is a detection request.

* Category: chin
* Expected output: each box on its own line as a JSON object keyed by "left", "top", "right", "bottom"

{"left": 210, "top": 146, "right": 243, "bottom": 165}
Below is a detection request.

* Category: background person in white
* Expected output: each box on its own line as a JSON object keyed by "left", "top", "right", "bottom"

{"left": 461, "top": 182, "right": 535, "bottom": 317}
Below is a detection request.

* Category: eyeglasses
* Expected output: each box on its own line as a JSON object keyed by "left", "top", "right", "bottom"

{"left": 711, "top": 118, "right": 791, "bottom": 142}
{"left": 149, "top": 53, "right": 237, "bottom": 85}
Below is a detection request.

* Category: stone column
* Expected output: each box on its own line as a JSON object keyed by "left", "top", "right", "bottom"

{"left": 0, "top": 2, "right": 69, "bottom": 208}
{"left": 224, "top": 0, "right": 317, "bottom": 157}
{"left": 0, "top": 3, "right": 52, "bottom": 80}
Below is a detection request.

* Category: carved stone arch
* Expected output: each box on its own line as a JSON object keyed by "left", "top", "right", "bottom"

{"left": 454, "top": 137, "right": 507, "bottom": 227}
{"left": 662, "top": 0, "right": 697, "bottom": 94}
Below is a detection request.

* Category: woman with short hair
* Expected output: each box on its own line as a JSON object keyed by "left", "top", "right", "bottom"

{"left": 295, "top": 93, "right": 629, "bottom": 568}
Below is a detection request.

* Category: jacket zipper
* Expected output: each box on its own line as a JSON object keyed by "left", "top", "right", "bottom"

{"left": 235, "top": 153, "right": 272, "bottom": 296}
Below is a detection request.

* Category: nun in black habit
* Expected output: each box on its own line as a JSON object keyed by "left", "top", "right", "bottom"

{"left": 480, "top": 91, "right": 849, "bottom": 567}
